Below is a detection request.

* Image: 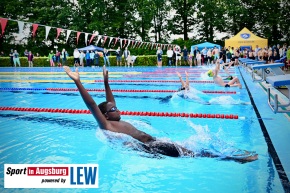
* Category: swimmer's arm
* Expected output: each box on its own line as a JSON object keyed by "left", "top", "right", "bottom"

{"left": 214, "top": 61, "right": 220, "bottom": 75}
{"left": 176, "top": 72, "right": 186, "bottom": 88}
{"left": 185, "top": 71, "right": 189, "bottom": 88}
{"left": 64, "top": 66, "right": 108, "bottom": 129}
{"left": 223, "top": 61, "right": 234, "bottom": 76}
{"left": 103, "top": 65, "right": 116, "bottom": 104}
{"left": 74, "top": 80, "right": 108, "bottom": 129}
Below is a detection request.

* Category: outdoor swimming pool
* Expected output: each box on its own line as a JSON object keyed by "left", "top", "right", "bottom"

{"left": 0, "top": 66, "right": 287, "bottom": 192}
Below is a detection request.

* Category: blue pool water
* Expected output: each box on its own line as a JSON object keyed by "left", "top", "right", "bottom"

{"left": 0, "top": 66, "right": 286, "bottom": 192}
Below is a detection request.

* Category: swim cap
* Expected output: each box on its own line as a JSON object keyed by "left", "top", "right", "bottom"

{"left": 207, "top": 70, "right": 214, "bottom": 77}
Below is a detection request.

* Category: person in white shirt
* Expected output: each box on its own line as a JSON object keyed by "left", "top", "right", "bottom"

{"left": 166, "top": 46, "right": 173, "bottom": 66}
{"left": 73, "top": 48, "right": 80, "bottom": 67}
{"left": 123, "top": 47, "right": 130, "bottom": 67}
{"left": 79, "top": 51, "right": 85, "bottom": 67}
{"left": 175, "top": 46, "right": 181, "bottom": 66}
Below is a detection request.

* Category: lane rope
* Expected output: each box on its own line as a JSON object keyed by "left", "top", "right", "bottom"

{"left": 0, "top": 80, "right": 228, "bottom": 83}
{"left": 0, "top": 107, "right": 240, "bottom": 119}
{"left": 0, "top": 87, "right": 237, "bottom": 94}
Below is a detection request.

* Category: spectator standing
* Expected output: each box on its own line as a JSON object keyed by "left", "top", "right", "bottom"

{"left": 28, "top": 51, "right": 34, "bottom": 67}
{"left": 286, "top": 46, "right": 290, "bottom": 67}
{"left": 79, "top": 51, "right": 85, "bottom": 67}
{"left": 213, "top": 46, "right": 219, "bottom": 63}
{"left": 94, "top": 51, "right": 100, "bottom": 67}
{"left": 13, "top": 50, "right": 21, "bottom": 67}
{"left": 73, "top": 48, "right": 80, "bottom": 66}
{"left": 24, "top": 49, "right": 29, "bottom": 57}
{"left": 273, "top": 45, "right": 280, "bottom": 60}
{"left": 188, "top": 52, "right": 193, "bottom": 67}
{"left": 193, "top": 46, "right": 199, "bottom": 66}
{"left": 273, "top": 50, "right": 279, "bottom": 62}
{"left": 175, "top": 46, "right": 181, "bottom": 66}
{"left": 166, "top": 46, "right": 173, "bottom": 66}
{"left": 48, "top": 50, "right": 55, "bottom": 67}
{"left": 156, "top": 47, "right": 163, "bottom": 67}
{"left": 281, "top": 43, "right": 287, "bottom": 57}
{"left": 226, "top": 49, "right": 232, "bottom": 62}
{"left": 207, "top": 49, "right": 212, "bottom": 65}
{"left": 182, "top": 46, "right": 188, "bottom": 66}
{"left": 116, "top": 47, "right": 122, "bottom": 66}
{"left": 254, "top": 45, "right": 259, "bottom": 60}
{"left": 196, "top": 50, "right": 201, "bottom": 65}
{"left": 123, "top": 47, "right": 130, "bottom": 67}
{"left": 90, "top": 50, "right": 95, "bottom": 67}
{"left": 61, "top": 49, "right": 68, "bottom": 66}
{"left": 103, "top": 48, "right": 110, "bottom": 66}
{"left": 222, "top": 47, "right": 227, "bottom": 62}
{"left": 85, "top": 51, "right": 91, "bottom": 67}
{"left": 55, "top": 50, "right": 61, "bottom": 67}
{"left": 248, "top": 49, "right": 255, "bottom": 60}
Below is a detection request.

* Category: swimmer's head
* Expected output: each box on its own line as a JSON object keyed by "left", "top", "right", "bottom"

{"left": 207, "top": 70, "right": 214, "bottom": 77}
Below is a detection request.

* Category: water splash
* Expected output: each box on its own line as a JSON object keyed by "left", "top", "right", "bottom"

{"left": 209, "top": 95, "right": 242, "bottom": 105}
{"left": 170, "top": 87, "right": 248, "bottom": 105}
{"left": 172, "top": 86, "right": 210, "bottom": 104}
{"left": 95, "top": 119, "right": 257, "bottom": 161}
{"left": 178, "top": 120, "right": 256, "bottom": 160}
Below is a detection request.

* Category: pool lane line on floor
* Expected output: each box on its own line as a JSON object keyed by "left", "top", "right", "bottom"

{"left": 238, "top": 67, "right": 290, "bottom": 192}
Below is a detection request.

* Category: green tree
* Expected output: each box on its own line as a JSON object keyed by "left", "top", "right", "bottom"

{"left": 169, "top": 0, "right": 196, "bottom": 40}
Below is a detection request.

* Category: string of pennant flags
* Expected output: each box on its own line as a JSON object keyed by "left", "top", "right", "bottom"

{"left": 0, "top": 17, "right": 175, "bottom": 50}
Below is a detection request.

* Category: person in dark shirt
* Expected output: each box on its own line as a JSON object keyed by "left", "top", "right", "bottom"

{"left": 182, "top": 46, "right": 189, "bottom": 65}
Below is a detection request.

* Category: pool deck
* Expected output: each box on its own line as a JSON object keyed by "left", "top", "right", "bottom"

{"left": 239, "top": 67, "right": 290, "bottom": 190}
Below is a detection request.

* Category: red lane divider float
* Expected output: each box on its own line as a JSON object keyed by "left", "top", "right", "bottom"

{"left": 46, "top": 88, "right": 237, "bottom": 94}
{"left": 0, "top": 88, "right": 237, "bottom": 94}
{"left": 0, "top": 107, "right": 239, "bottom": 119}
{"left": 94, "top": 80, "right": 220, "bottom": 83}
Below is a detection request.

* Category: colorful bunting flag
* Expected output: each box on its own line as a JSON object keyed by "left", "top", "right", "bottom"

{"left": 32, "top": 24, "right": 38, "bottom": 37}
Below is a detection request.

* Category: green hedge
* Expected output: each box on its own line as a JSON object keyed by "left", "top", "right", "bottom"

{"left": 0, "top": 56, "right": 190, "bottom": 67}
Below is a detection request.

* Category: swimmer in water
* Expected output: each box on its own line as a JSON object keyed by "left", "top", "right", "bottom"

{"left": 208, "top": 59, "right": 242, "bottom": 88}
{"left": 176, "top": 71, "right": 189, "bottom": 91}
{"left": 63, "top": 65, "right": 257, "bottom": 162}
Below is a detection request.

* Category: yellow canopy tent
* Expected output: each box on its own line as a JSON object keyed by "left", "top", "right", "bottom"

{"left": 225, "top": 27, "right": 268, "bottom": 49}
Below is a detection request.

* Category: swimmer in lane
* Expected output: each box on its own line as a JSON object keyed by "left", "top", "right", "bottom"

{"left": 208, "top": 59, "right": 242, "bottom": 88}
{"left": 176, "top": 71, "right": 189, "bottom": 91}
{"left": 63, "top": 65, "right": 257, "bottom": 162}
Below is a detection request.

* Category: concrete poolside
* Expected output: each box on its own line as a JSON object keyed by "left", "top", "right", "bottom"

{"left": 239, "top": 66, "right": 290, "bottom": 190}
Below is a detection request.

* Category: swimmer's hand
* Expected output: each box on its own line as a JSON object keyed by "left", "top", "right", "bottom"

{"left": 185, "top": 71, "right": 188, "bottom": 77}
{"left": 176, "top": 71, "right": 181, "bottom": 78}
{"left": 63, "top": 66, "right": 80, "bottom": 81}
{"left": 103, "top": 65, "right": 109, "bottom": 83}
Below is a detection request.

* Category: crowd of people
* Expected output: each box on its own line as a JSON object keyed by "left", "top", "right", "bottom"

{"left": 157, "top": 43, "right": 290, "bottom": 69}
{"left": 1, "top": 43, "right": 289, "bottom": 68}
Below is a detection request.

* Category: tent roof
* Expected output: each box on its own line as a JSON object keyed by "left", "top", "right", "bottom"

{"left": 78, "top": 45, "right": 104, "bottom": 52}
{"left": 191, "top": 42, "right": 221, "bottom": 50}
{"left": 225, "top": 27, "right": 268, "bottom": 49}
{"left": 227, "top": 27, "right": 267, "bottom": 41}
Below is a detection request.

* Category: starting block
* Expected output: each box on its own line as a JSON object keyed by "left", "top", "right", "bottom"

{"left": 266, "top": 74, "right": 290, "bottom": 113}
